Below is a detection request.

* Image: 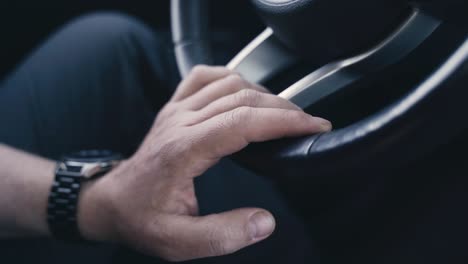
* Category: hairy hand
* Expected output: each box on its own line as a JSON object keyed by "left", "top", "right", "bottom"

{"left": 80, "top": 65, "right": 332, "bottom": 261}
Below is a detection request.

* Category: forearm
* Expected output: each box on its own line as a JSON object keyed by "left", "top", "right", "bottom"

{"left": 0, "top": 144, "right": 55, "bottom": 238}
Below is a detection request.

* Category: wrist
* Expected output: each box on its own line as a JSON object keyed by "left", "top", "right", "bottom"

{"left": 77, "top": 168, "right": 119, "bottom": 242}
{"left": 77, "top": 158, "right": 134, "bottom": 243}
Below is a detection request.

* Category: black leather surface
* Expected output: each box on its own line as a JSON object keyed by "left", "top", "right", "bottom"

{"left": 171, "top": 0, "right": 468, "bottom": 180}
{"left": 251, "top": 0, "right": 410, "bottom": 65}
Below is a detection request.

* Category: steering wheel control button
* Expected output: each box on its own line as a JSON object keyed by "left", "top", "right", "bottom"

{"left": 252, "top": 0, "right": 410, "bottom": 65}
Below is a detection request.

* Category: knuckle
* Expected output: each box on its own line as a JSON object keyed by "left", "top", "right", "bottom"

{"left": 234, "top": 89, "right": 260, "bottom": 106}
{"left": 159, "top": 102, "right": 178, "bottom": 117}
{"left": 283, "top": 110, "right": 307, "bottom": 123}
{"left": 129, "top": 220, "right": 173, "bottom": 261}
{"left": 143, "top": 220, "right": 188, "bottom": 262}
{"left": 237, "top": 106, "right": 255, "bottom": 119}
{"left": 189, "top": 65, "right": 210, "bottom": 78}
{"left": 208, "top": 239, "right": 229, "bottom": 257}
{"left": 255, "top": 84, "right": 270, "bottom": 93}
{"left": 224, "top": 74, "right": 245, "bottom": 91}
{"left": 226, "top": 106, "right": 253, "bottom": 126}
{"left": 207, "top": 229, "right": 230, "bottom": 256}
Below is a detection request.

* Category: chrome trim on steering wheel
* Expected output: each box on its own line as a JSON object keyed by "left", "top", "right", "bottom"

{"left": 227, "top": 28, "right": 297, "bottom": 84}
{"left": 279, "top": 9, "right": 441, "bottom": 109}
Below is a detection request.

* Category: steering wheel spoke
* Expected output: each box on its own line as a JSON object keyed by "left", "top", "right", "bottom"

{"left": 226, "top": 28, "right": 297, "bottom": 84}
{"left": 279, "top": 9, "right": 441, "bottom": 109}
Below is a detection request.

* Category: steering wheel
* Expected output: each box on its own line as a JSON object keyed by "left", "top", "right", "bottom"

{"left": 171, "top": 0, "right": 468, "bottom": 180}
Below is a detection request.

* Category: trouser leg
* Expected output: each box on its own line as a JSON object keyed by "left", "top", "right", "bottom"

{"left": 0, "top": 12, "right": 177, "bottom": 159}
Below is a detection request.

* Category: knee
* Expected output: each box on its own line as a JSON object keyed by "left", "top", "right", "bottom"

{"left": 63, "top": 12, "right": 158, "bottom": 55}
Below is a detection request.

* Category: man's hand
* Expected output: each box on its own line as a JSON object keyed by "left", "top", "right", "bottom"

{"left": 79, "top": 66, "right": 332, "bottom": 261}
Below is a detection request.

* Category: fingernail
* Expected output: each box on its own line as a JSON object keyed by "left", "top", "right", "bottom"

{"left": 311, "top": 116, "right": 333, "bottom": 131}
{"left": 248, "top": 211, "right": 275, "bottom": 240}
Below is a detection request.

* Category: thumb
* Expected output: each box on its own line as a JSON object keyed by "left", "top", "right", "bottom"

{"left": 160, "top": 208, "right": 276, "bottom": 261}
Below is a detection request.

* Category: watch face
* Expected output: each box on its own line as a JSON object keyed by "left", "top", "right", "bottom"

{"left": 63, "top": 150, "right": 122, "bottom": 163}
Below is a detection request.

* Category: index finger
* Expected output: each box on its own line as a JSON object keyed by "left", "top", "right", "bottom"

{"left": 192, "top": 107, "right": 332, "bottom": 159}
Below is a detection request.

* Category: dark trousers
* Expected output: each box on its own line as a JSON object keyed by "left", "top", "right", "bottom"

{"left": 0, "top": 13, "right": 318, "bottom": 264}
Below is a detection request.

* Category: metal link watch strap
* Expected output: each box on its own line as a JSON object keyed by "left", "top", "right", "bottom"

{"left": 47, "top": 164, "right": 85, "bottom": 242}
{"left": 47, "top": 150, "right": 121, "bottom": 242}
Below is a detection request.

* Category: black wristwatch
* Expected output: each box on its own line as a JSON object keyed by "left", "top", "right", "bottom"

{"left": 47, "top": 150, "right": 122, "bottom": 242}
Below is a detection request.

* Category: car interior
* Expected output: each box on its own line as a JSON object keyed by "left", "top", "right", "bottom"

{"left": 1, "top": 0, "right": 468, "bottom": 263}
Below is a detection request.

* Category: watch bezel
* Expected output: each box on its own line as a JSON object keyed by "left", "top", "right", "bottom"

{"left": 58, "top": 150, "right": 122, "bottom": 180}
{"left": 62, "top": 150, "right": 123, "bottom": 163}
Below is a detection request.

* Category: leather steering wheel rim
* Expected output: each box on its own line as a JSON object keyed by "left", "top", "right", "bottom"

{"left": 171, "top": 0, "right": 468, "bottom": 179}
